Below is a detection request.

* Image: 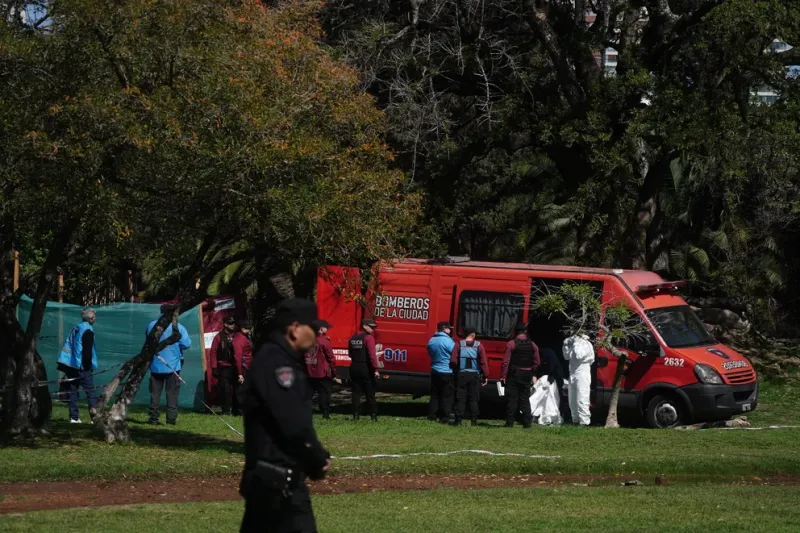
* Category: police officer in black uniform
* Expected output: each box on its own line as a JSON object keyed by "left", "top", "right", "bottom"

{"left": 500, "top": 322, "right": 541, "bottom": 428}
{"left": 348, "top": 318, "right": 380, "bottom": 421}
{"left": 239, "top": 298, "right": 332, "bottom": 533}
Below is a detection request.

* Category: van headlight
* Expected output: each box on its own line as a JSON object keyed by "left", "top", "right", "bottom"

{"left": 694, "top": 364, "right": 724, "bottom": 385}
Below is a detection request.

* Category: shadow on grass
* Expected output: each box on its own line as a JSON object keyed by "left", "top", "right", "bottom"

{"left": 126, "top": 426, "right": 243, "bottom": 454}
{"left": 323, "top": 389, "right": 513, "bottom": 421}
{"left": 328, "top": 401, "right": 431, "bottom": 419}
{"left": 1, "top": 410, "right": 243, "bottom": 455}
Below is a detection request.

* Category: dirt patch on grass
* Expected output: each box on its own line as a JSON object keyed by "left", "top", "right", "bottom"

{"left": 1, "top": 473, "right": 799, "bottom": 514}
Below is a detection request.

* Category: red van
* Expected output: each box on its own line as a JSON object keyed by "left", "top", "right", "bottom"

{"left": 316, "top": 258, "right": 758, "bottom": 428}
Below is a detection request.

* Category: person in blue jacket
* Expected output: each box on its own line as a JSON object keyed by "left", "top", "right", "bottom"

{"left": 57, "top": 308, "right": 99, "bottom": 424}
{"left": 426, "top": 321, "right": 456, "bottom": 424}
{"left": 147, "top": 304, "right": 191, "bottom": 426}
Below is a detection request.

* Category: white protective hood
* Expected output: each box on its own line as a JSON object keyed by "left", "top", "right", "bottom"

{"left": 563, "top": 334, "right": 595, "bottom": 371}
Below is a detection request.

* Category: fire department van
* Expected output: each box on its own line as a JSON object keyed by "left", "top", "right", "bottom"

{"left": 316, "top": 258, "right": 758, "bottom": 428}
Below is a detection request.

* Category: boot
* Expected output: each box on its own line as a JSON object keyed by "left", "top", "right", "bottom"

{"left": 371, "top": 414, "right": 378, "bottom": 422}
{"left": 352, "top": 414, "right": 360, "bottom": 421}
{"left": 452, "top": 418, "right": 462, "bottom": 426}
{"left": 471, "top": 419, "right": 478, "bottom": 426}
{"left": 323, "top": 412, "right": 330, "bottom": 420}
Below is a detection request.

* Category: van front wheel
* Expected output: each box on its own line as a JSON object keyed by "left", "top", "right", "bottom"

{"left": 646, "top": 394, "right": 685, "bottom": 429}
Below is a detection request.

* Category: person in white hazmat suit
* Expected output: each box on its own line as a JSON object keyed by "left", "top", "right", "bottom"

{"left": 562, "top": 333, "right": 595, "bottom": 426}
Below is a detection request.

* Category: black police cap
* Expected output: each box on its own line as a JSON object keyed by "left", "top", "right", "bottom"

{"left": 273, "top": 298, "right": 319, "bottom": 329}
{"left": 313, "top": 319, "right": 332, "bottom": 330}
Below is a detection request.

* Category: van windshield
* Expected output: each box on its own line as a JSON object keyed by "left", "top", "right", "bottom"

{"left": 645, "top": 306, "right": 715, "bottom": 349}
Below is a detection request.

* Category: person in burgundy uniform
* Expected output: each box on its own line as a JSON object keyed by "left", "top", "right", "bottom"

{"left": 233, "top": 320, "right": 254, "bottom": 379}
{"left": 304, "top": 319, "right": 337, "bottom": 419}
{"left": 211, "top": 316, "right": 240, "bottom": 415}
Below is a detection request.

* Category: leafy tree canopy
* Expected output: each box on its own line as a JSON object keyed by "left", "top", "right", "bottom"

{"left": 324, "top": 0, "right": 800, "bottom": 332}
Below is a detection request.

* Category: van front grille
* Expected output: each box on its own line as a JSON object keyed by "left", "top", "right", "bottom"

{"left": 725, "top": 368, "right": 756, "bottom": 385}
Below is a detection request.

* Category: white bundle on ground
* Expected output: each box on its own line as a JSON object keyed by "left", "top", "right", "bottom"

{"left": 529, "top": 376, "right": 562, "bottom": 426}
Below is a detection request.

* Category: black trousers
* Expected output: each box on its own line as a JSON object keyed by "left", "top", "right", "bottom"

{"left": 505, "top": 369, "right": 534, "bottom": 427}
{"left": 149, "top": 372, "right": 180, "bottom": 423}
{"left": 308, "top": 378, "right": 332, "bottom": 416}
{"left": 454, "top": 372, "right": 480, "bottom": 422}
{"left": 350, "top": 366, "right": 377, "bottom": 417}
{"left": 219, "top": 365, "right": 241, "bottom": 415}
{"left": 241, "top": 482, "right": 317, "bottom": 533}
{"left": 428, "top": 372, "right": 454, "bottom": 421}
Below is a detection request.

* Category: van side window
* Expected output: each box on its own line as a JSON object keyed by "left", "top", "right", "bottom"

{"left": 611, "top": 314, "right": 658, "bottom": 355}
{"left": 529, "top": 277, "right": 603, "bottom": 351}
{"left": 458, "top": 291, "right": 524, "bottom": 340}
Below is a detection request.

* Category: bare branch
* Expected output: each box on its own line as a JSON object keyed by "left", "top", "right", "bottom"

{"left": 92, "top": 27, "right": 130, "bottom": 90}
{"left": 521, "top": 0, "right": 587, "bottom": 107}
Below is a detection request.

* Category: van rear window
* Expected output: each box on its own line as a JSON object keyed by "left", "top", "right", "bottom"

{"left": 458, "top": 291, "right": 524, "bottom": 340}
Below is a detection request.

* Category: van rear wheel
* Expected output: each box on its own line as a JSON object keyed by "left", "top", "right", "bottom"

{"left": 646, "top": 394, "right": 685, "bottom": 429}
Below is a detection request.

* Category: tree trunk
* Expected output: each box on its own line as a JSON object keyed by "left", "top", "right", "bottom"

{"left": 619, "top": 157, "right": 671, "bottom": 270}
{"left": 96, "top": 359, "right": 152, "bottom": 443}
{"left": 522, "top": 0, "right": 587, "bottom": 109}
{"left": 0, "top": 319, "right": 53, "bottom": 433}
{"left": 604, "top": 348, "right": 629, "bottom": 429}
{"left": 1, "top": 219, "right": 77, "bottom": 437}
{"left": 0, "top": 287, "right": 55, "bottom": 433}
{"left": 0, "top": 323, "right": 12, "bottom": 421}
{"left": 292, "top": 264, "right": 318, "bottom": 300}
{"left": 7, "top": 337, "right": 45, "bottom": 435}
{"left": 253, "top": 249, "right": 295, "bottom": 345}
{"left": 95, "top": 308, "right": 182, "bottom": 443}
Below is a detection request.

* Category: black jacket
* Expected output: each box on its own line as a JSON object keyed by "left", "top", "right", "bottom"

{"left": 239, "top": 331, "right": 330, "bottom": 481}
{"left": 536, "top": 347, "right": 565, "bottom": 387}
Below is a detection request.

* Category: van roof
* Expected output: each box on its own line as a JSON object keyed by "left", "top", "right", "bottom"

{"left": 383, "top": 258, "right": 667, "bottom": 289}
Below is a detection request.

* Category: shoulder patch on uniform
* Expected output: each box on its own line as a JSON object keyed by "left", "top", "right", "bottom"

{"left": 275, "top": 366, "right": 295, "bottom": 388}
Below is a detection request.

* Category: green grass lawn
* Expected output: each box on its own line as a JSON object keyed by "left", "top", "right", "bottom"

{"left": 2, "top": 486, "right": 800, "bottom": 533}
{"left": 0, "top": 380, "right": 798, "bottom": 483}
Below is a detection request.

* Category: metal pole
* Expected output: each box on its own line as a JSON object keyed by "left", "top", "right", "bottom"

{"left": 198, "top": 303, "right": 207, "bottom": 375}
{"left": 127, "top": 270, "right": 134, "bottom": 302}
{"left": 12, "top": 250, "right": 19, "bottom": 292}
{"left": 13, "top": 250, "right": 20, "bottom": 321}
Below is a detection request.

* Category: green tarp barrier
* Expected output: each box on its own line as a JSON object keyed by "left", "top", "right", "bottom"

{"left": 16, "top": 296, "right": 206, "bottom": 410}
